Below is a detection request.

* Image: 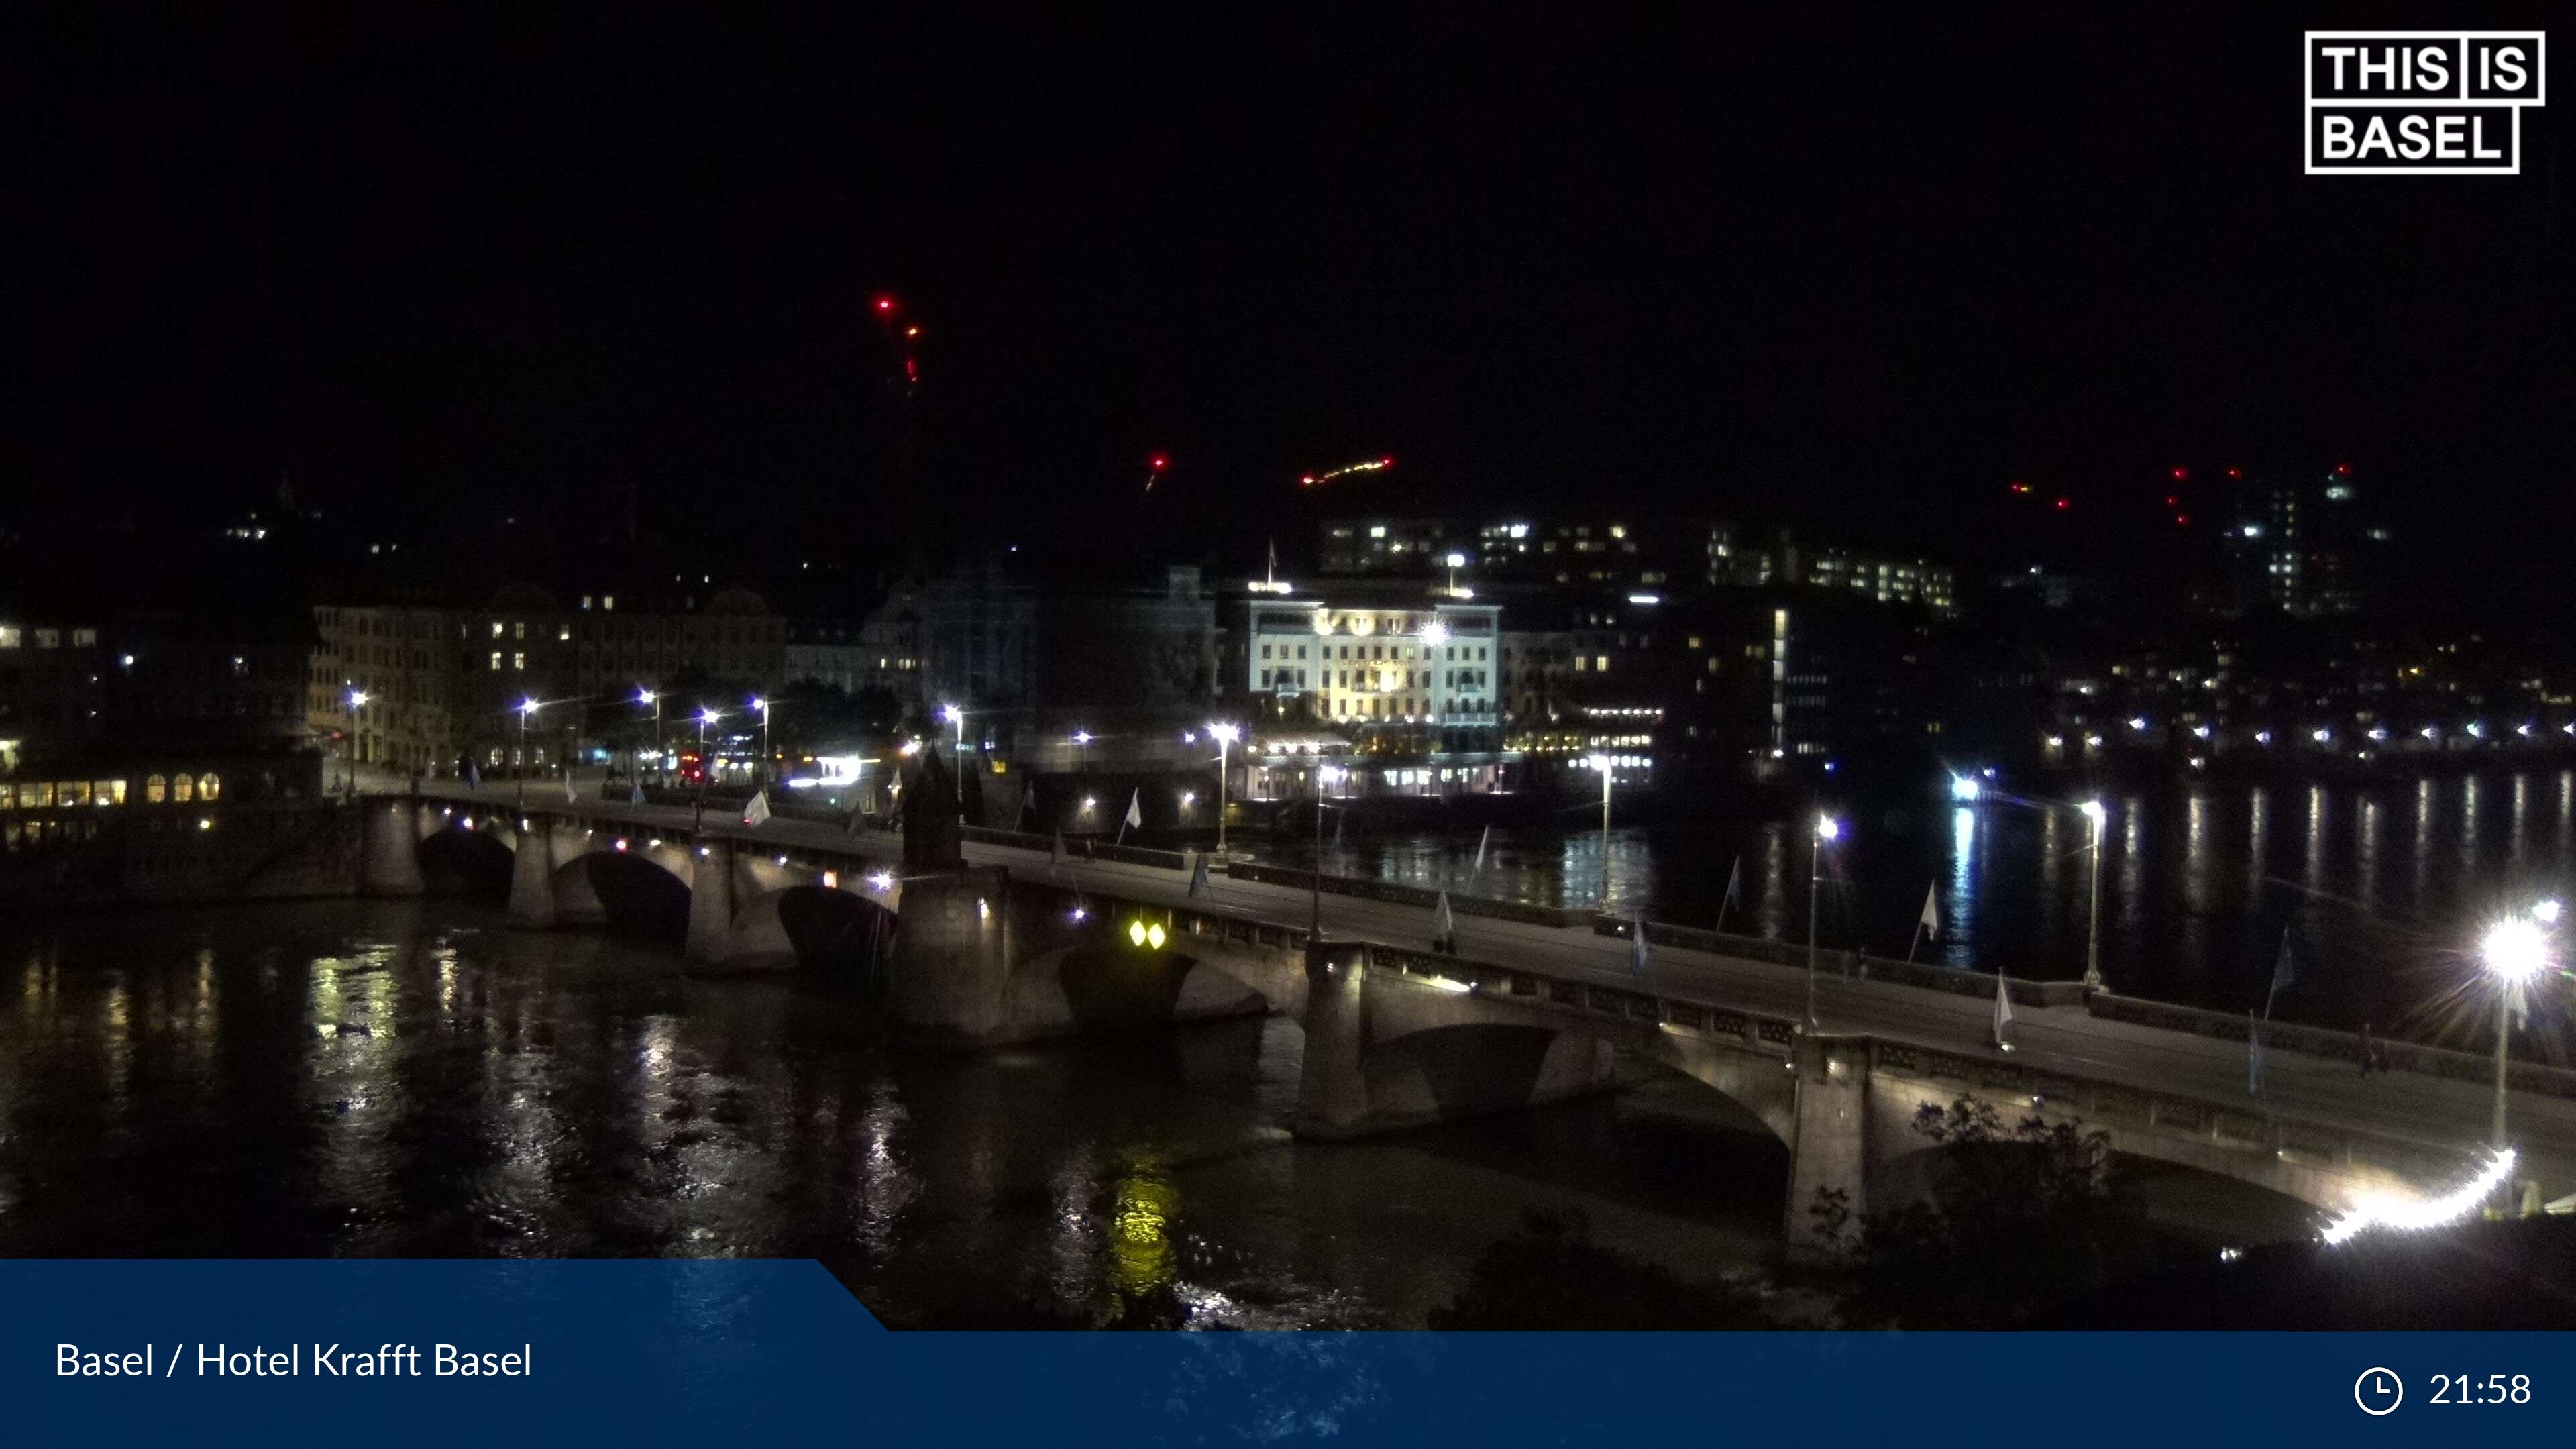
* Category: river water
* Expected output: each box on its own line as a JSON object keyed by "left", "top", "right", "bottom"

{"left": 1258, "top": 767, "right": 2576, "bottom": 1038}
{"left": 0, "top": 899, "right": 1805, "bottom": 1328}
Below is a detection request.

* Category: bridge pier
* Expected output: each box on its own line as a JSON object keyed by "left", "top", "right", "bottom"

{"left": 887, "top": 866, "right": 1016, "bottom": 1044}
{"left": 1293, "top": 939, "right": 1375, "bottom": 1138}
{"left": 685, "top": 839, "right": 740, "bottom": 963}
{"left": 358, "top": 796, "right": 427, "bottom": 897}
{"left": 1782, "top": 1034, "right": 1872, "bottom": 1263}
{"left": 506, "top": 816, "right": 558, "bottom": 928}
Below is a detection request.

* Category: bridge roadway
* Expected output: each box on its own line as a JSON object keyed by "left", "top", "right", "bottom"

{"left": 418, "top": 783, "right": 2576, "bottom": 1200}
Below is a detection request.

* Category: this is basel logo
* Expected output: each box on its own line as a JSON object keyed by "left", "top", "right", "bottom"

{"left": 2306, "top": 31, "right": 2546, "bottom": 174}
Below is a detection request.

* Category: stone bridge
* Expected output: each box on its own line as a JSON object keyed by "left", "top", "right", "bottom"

{"left": 1297, "top": 939, "right": 2488, "bottom": 1257}
{"left": 358, "top": 794, "right": 1310, "bottom": 1044}
{"left": 365, "top": 792, "right": 2524, "bottom": 1260}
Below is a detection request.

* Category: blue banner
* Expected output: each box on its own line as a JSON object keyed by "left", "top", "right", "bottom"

{"left": 0, "top": 1260, "right": 2559, "bottom": 1444}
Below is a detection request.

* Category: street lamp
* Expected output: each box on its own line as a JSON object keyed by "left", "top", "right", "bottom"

{"left": 516, "top": 698, "right": 539, "bottom": 807}
{"left": 638, "top": 688, "right": 661, "bottom": 782}
{"left": 1073, "top": 730, "right": 1091, "bottom": 774}
{"left": 2080, "top": 798, "right": 2106, "bottom": 991}
{"left": 1311, "top": 762, "right": 1343, "bottom": 938}
{"left": 1443, "top": 552, "right": 1466, "bottom": 594}
{"left": 1589, "top": 753, "right": 1615, "bottom": 906}
{"left": 694, "top": 707, "right": 720, "bottom": 828}
{"left": 751, "top": 696, "right": 771, "bottom": 785}
{"left": 941, "top": 704, "right": 965, "bottom": 767}
{"left": 345, "top": 688, "right": 370, "bottom": 800}
{"left": 1208, "top": 721, "right": 1240, "bottom": 857}
{"left": 1807, "top": 814, "right": 1842, "bottom": 1030}
{"left": 2482, "top": 914, "right": 2551, "bottom": 1160}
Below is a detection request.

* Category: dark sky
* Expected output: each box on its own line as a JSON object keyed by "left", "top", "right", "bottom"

{"left": 3, "top": 6, "right": 2568, "bottom": 598}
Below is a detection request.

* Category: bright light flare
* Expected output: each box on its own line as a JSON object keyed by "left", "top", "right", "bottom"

{"left": 2483, "top": 918, "right": 2551, "bottom": 984}
{"left": 2322, "top": 1150, "right": 2516, "bottom": 1246}
{"left": 1949, "top": 775, "right": 1982, "bottom": 803}
{"left": 1816, "top": 815, "right": 1842, "bottom": 842}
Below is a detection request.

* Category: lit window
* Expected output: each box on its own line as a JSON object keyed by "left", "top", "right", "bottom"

{"left": 0, "top": 627, "right": 16, "bottom": 648}
{"left": 146, "top": 775, "right": 166, "bottom": 804}
{"left": 513, "top": 653, "right": 525, "bottom": 670}
{"left": 491, "top": 621, "right": 504, "bottom": 638}
{"left": 71, "top": 628, "right": 97, "bottom": 647}
{"left": 198, "top": 773, "right": 221, "bottom": 802}
{"left": 490, "top": 653, "right": 503, "bottom": 671}
{"left": 34, "top": 629, "right": 60, "bottom": 648}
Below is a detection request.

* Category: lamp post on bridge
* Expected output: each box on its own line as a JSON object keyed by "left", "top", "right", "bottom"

{"left": 2481, "top": 906, "right": 2554, "bottom": 1164}
{"left": 1208, "top": 721, "right": 1240, "bottom": 859}
{"left": 696, "top": 707, "right": 720, "bottom": 830}
{"left": 1310, "top": 761, "right": 1344, "bottom": 940}
{"left": 2080, "top": 798, "right": 2106, "bottom": 991}
{"left": 1806, "top": 813, "right": 1841, "bottom": 1032}
{"left": 1587, "top": 753, "right": 1615, "bottom": 910}
{"left": 345, "top": 688, "right": 370, "bottom": 801}
{"left": 637, "top": 688, "right": 660, "bottom": 783}
{"left": 515, "top": 699, "right": 538, "bottom": 809}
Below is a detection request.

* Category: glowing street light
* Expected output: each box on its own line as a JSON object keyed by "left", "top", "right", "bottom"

{"left": 1589, "top": 754, "right": 1618, "bottom": 906}
{"left": 637, "top": 688, "right": 663, "bottom": 782}
{"left": 1208, "top": 721, "right": 1240, "bottom": 858}
{"left": 2079, "top": 799, "right": 2106, "bottom": 991}
{"left": 751, "top": 696, "right": 771, "bottom": 784}
{"left": 514, "top": 698, "right": 542, "bottom": 808}
{"left": 1949, "top": 774, "right": 1982, "bottom": 803}
{"left": 1073, "top": 730, "right": 1091, "bottom": 773}
{"left": 940, "top": 703, "right": 965, "bottom": 765}
{"left": 344, "top": 688, "right": 370, "bottom": 800}
{"left": 1806, "top": 814, "right": 1842, "bottom": 1029}
{"left": 2482, "top": 913, "right": 2553, "bottom": 1163}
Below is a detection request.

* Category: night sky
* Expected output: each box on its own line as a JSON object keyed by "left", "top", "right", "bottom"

{"left": 3, "top": 7, "right": 2567, "bottom": 601}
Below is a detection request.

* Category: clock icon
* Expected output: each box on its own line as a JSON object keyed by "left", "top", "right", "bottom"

{"left": 2355, "top": 1367, "right": 2404, "bottom": 1416}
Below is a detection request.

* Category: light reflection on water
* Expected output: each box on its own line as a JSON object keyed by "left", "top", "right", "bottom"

{"left": 1267, "top": 767, "right": 2576, "bottom": 1026}
{"left": 0, "top": 899, "right": 1794, "bottom": 1328}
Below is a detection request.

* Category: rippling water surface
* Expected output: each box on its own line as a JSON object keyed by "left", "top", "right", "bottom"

{"left": 0, "top": 900, "right": 1796, "bottom": 1326}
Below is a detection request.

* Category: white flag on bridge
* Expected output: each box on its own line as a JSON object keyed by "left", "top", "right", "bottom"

{"left": 742, "top": 789, "right": 772, "bottom": 828}
{"left": 1992, "top": 971, "right": 2015, "bottom": 1051}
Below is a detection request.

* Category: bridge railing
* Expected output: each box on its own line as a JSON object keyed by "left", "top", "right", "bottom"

{"left": 2088, "top": 991, "right": 2576, "bottom": 1104}
{"left": 1220, "top": 860, "right": 1596, "bottom": 928}
{"left": 961, "top": 824, "right": 1192, "bottom": 872}
{"left": 1593, "top": 918, "right": 2090, "bottom": 1008}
